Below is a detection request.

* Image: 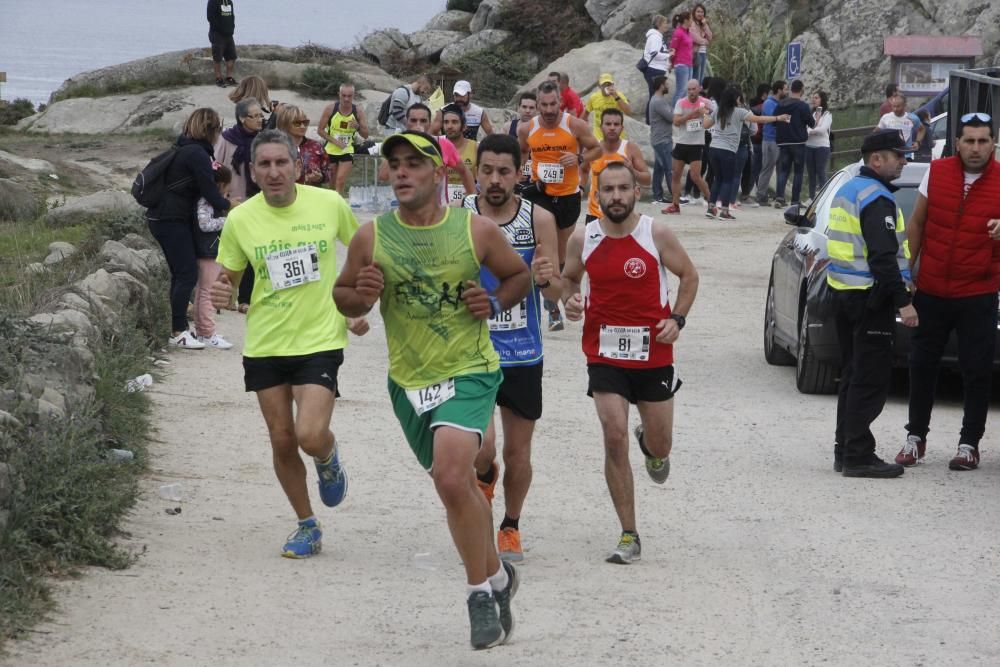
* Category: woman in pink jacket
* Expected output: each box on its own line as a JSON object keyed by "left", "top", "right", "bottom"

{"left": 670, "top": 11, "right": 695, "bottom": 106}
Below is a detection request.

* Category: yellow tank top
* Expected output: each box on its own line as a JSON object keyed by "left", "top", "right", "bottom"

{"left": 324, "top": 104, "right": 358, "bottom": 156}
{"left": 587, "top": 140, "right": 628, "bottom": 218}
{"left": 448, "top": 139, "right": 478, "bottom": 185}
{"left": 528, "top": 113, "right": 580, "bottom": 196}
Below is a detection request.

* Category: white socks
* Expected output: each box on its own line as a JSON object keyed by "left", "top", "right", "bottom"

{"left": 487, "top": 563, "right": 508, "bottom": 592}
{"left": 467, "top": 580, "right": 492, "bottom": 598}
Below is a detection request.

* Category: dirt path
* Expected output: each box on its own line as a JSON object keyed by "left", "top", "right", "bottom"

{"left": 6, "top": 201, "right": 1000, "bottom": 665}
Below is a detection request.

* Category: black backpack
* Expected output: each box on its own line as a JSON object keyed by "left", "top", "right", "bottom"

{"left": 131, "top": 147, "right": 192, "bottom": 208}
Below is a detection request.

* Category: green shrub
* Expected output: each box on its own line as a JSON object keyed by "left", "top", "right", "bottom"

{"left": 449, "top": 47, "right": 538, "bottom": 107}
{"left": 51, "top": 69, "right": 199, "bottom": 102}
{"left": 495, "top": 0, "right": 597, "bottom": 64}
{"left": 296, "top": 65, "right": 352, "bottom": 99}
{"left": 446, "top": 0, "right": 482, "bottom": 11}
{"left": 707, "top": 6, "right": 789, "bottom": 99}
{"left": 0, "top": 99, "right": 36, "bottom": 126}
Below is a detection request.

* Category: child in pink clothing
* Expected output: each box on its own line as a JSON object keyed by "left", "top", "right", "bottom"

{"left": 192, "top": 164, "right": 235, "bottom": 349}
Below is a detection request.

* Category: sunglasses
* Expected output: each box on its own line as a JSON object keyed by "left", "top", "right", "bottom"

{"left": 960, "top": 112, "right": 992, "bottom": 123}
{"left": 292, "top": 119, "right": 310, "bottom": 127}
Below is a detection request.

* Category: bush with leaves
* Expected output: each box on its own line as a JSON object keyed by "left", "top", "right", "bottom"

{"left": 297, "top": 64, "right": 352, "bottom": 99}
{"left": 495, "top": 0, "right": 597, "bottom": 65}
{"left": 446, "top": 0, "right": 482, "bottom": 11}
{"left": 448, "top": 47, "right": 538, "bottom": 107}
{"left": 707, "top": 7, "right": 790, "bottom": 98}
{"left": 0, "top": 99, "right": 36, "bottom": 126}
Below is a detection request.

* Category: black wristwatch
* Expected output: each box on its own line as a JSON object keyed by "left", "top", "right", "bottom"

{"left": 669, "top": 313, "right": 686, "bottom": 330}
{"left": 535, "top": 280, "right": 551, "bottom": 290}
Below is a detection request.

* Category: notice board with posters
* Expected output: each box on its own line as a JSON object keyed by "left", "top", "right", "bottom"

{"left": 884, "top": 36, "right": 982, "bottom": 96}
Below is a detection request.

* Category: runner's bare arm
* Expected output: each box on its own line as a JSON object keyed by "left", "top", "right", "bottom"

{"left": 530, "top": 205, "right": 563, "bottom": 302}
{"left": 626, "top": 143, "right": 652, "bottom": 186}
{"left": 571, "top": 117, "right": 603, "bottom": 163}
{"left": 430, "top": 110, "right": 443, "bottom": 136}
{"left": 653, "top": 222, "right": 698, "bottom": 318}
{"left": 561, "top": 226, "right": 586, "bottom": 320}
{"left": 615, "top": 97, "right": 632, "bottom": 116}
{"left": 480, "top": 113, "right": 495, "bottom": 136}
{"left": 455, "top": 160, "right": 477, "bottom": 196}
{"left": 377, "top": 160, "right": 389, "bottom": 183}
{"left": 355, "top": 107, "right": 370, "bottom": 140}
{"left": 471, "top": 215, "right": 531, "bottom": 310}
{"left": 517, "top": 121, "right": 531, "bottom": 163}
{"left": 316, "top": 103, "right": 336, "bottom": 144}
{"left": 333, "top": 222, "right": 382, "bottom": 316}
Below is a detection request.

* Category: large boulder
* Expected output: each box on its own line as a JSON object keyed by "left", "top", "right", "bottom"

{"left": 359, "top": 28, "right": 411, "bottom": 66}
{"left": 408, "top": 30, "right": 467, "bottom": 60}
{"left": 43, "top": 241, "right": 78, "bottom": 265}
{"left": 518, "top": 41, "right": 654, "bottom": 120}
{"left": 440, "top": 30, "right": 513, "bottom": 66}
{"left": 423, "top": 9, "right": 474, "bottom": 32}
{"left": 101, "top": 240, "right": 150, "bottom": 282}
{"left": 0, "top": 149, "right": 55, "bottom": 173}
{"left": 469, "top": 0, "right": 510, "bottom": 33}
{"left": 584, "top": 0, "right": 620, "bottom": 26}
{"left": 0, "top": 178, "right": 38, "bottom": 221}
{"left": 599, "top": 0, "right": 662, "bottom": 40}
{"left": 45, "top": 190, "right": 140, "bottom": 227}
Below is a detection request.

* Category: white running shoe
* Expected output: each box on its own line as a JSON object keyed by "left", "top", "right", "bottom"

{"left": 198, "top": 333, "right": 234, "bottom": 349}
{"left": 168, "top": 330, "right": 205, "bottom": 349}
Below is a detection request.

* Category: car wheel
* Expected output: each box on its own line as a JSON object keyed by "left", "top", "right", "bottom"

{"left": 764, "top": 274, "right": 795, "bottom": 366}
{"left": 796, "top": 309, "right": 837, "bottom": 394}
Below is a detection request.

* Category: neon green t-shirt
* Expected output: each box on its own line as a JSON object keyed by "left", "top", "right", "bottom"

{"left": 217, "top": 184, "right": 359, "bottom": 358}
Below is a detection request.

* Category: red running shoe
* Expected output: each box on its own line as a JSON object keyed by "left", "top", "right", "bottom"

{"left": 894, "top": 434, "right": 926, "bottom": 466}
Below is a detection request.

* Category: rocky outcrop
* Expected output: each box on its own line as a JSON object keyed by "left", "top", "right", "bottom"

{"left": 0, "top": 178, "right": 38, "bottom": 221}
{"left": 408, "top": 30, "right": 468, "bottom": 60}
{"left": 440, "top": 30, "right": 513, "bottom": 66}
{"left": 46, "top": 190, "right": 141, "bottom": 228}
{"left": 423, "top": 9, "right": 474, "bottom": 32}
{"left": 469, "top": 0, "right": 511, "bottom": 33}
{"left": 44, "top": 241, "right": 77, "bottom": 266}
{"left": 358, "top": 29, "right": 412, "bottom": 66}
{"left": 589, "top": 0, "right": 661, "bottom": 40}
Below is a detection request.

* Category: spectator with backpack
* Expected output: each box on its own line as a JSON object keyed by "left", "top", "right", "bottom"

{"left": 144, "top": 107, "right": 231, "bottom": 349}
{"left": 380, "top": 75, "right": 433, "bottom": 132}
{"left": 192, "top": 163, "right": 236, "bottom": 349}
{"left": 317, "top": 83, "right": 369, "bottom": 194}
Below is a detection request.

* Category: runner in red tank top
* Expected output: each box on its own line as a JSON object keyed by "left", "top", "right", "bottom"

{"left": 561, "top": 162, "right": 699, "bottom": 565}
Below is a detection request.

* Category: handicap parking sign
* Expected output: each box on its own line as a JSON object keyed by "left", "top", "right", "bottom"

{"left": 786, "top": 42, "right": 802, "bottom": 80}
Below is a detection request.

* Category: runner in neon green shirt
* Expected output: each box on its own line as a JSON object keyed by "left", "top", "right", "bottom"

{"left": 335, "top": 131, "right": 530, "bottom": 650}
{"left": 211, "top": 129, "right": 368, "bottom": 559}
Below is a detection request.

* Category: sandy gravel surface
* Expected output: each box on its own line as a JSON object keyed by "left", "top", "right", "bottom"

{"left": 6, "top": 200, "right": 1000, "bottom": 666}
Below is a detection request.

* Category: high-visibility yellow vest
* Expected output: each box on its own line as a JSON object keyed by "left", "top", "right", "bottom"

{"left": 826, "top": 175, "right": 910, "bottom": 291}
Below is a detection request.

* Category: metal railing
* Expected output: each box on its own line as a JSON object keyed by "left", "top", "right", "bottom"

{"left": 829, "top": 125, "right": 875, "bottom": 170}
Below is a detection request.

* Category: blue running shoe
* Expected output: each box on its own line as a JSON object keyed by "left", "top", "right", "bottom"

{"left": 315, "top": 444, "right": 348, "bottom": 507}
{"left": 282, "top": 518, "right": 322, "bottom": 558}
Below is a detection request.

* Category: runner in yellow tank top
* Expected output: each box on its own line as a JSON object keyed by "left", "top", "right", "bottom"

{"left": 335, "top": 131, "right": 531, "bottom": 650}
{"left": 317, "top": 83, "right": 369, "bottom": 195}
{"left": 517, "top": 80, "right": 602, "bottom": 329}
{"left": 583, "top": 108, "right": 651, "bottom": 219}
{"left": 442, "top": 106, "right": 479, "bottom": 204}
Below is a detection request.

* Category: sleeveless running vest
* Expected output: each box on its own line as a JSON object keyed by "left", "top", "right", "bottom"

{"left": 528, "top": 113, "right": 581, "bottom": 197}
{"left": 448, "top": 139, "right": 478, "bottom": 185}
{"left": 463, "top": 103, "right": 485, "bottom": 140}
{"left": 464, "top": 194, "right": 543, "bottom": 366}
{"left": 373, "top": 207, "right": 500, "bottom": 388}
{"left": 582, "top": 215, "right": 673, "bottom": 368}
{"left": 324, "top": 103, "right": 359, "bottom": 156}
{"left": 587, "top": 140, "right": 629, "bottom": 218}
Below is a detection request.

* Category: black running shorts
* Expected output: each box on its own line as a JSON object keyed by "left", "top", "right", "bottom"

{"left": 587, "top": 363, "right": 681, "bottom": 404}
{"left": 523, "top": 188, "right": 582, "bottom": 230}
{"left": 671, "top": 144, "right": 703, "bottom": 165}
{"left": 496, "top": 362, "right": 543, "bottom": 421}
{"left": 209, "top": 31, "right": 238, "bottom": 63}
{"left": 243, "top": 349, "right": 343, "bottom": 394}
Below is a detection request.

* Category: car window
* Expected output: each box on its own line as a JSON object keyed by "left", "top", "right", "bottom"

{"left": 808, "top": 170, "right": 851, "bottom": 231}
{"left": 896, "top": 186, "right": 919, "bottom": 220}
{"left": 930, "top": 115, "right": 948, "bottom": 141}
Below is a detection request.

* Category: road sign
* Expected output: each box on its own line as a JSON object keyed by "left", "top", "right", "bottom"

{"left": 786, "top": 42, "right": 802, "bottom": 80}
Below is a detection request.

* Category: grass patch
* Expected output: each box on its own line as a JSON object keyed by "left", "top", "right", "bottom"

{"left": 294, "top": 64, "right": 353, "bottom": 100}
{"left": 709, "top": 6, "right": 790, "bottom": 98}
{"left": 0, "top": 209, "right": 167, "bottom": 645}
{"left": 448, "top": 47, "right": 538, "bottom": 107}
{"left": 494, "top": 0, "right": 596, "bottom": 65}
{"left": 51, "top": 69, "right": 200, "bottom": 103}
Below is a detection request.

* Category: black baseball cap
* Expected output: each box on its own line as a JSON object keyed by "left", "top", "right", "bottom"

{"left": 861, "top": 129, "right": 916, "bottom": 155}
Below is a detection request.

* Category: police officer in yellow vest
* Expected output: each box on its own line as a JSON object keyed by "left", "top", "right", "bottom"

{"left": 826, "top": 129, "right": 919, "bottom": 478}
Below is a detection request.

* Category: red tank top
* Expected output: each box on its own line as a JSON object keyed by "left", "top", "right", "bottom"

{"left": 582, "top": 215, "right": 673, "bottom": 368}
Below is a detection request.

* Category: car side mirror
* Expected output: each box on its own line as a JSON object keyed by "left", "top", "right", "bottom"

{"left": 783, "top": 203, "right": 808, "bottom": 227}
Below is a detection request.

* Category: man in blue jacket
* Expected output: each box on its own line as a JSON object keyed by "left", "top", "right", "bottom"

{"left": 755, "top": 80, "right": 787, "bottom": 206}
{"left": 207, "top": 0, "right": 237, "bottom": 87}
{"left": 774, "top": 79, "right": 816, "bottom": 207}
